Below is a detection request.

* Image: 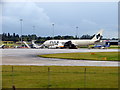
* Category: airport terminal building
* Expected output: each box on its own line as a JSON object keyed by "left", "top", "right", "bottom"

{"left": 105, "top": 40, "right": 120, "bottom": 45}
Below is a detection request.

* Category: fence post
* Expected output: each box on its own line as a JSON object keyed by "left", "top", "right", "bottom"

{"left": 12, "top": 66, "right": 14, "bottom": 85}
{"left": 12, "top": 85, "right": 16, "bottom": 90}
{"left": 84, "top": 67, "right": 86, "bottom": 88}
{"left": 12, "top": 66, "right": 16, "bottom": 90}
{"left": 48, "top": 67, "right": 50, "bottom": 88}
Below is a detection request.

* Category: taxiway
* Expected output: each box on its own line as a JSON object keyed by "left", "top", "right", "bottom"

{"left": 1, "top": 49, "right": 119, "bottom": 66}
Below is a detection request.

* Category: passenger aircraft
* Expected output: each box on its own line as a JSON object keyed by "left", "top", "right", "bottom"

{"left": 32, "top": 30, "right": 103, "bottom": 49}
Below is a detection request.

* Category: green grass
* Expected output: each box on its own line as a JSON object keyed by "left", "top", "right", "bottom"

{"left": 2, "top": 65, "right": 119, "bottom": 88}
{"left": 39, "top": 52, "right": 119, "bottom": 61}
{"left": 108, "top": 45, "right": 120, "bottom": 49}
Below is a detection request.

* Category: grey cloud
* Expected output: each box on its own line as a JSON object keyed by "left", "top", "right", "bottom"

{"left": 2, "top": 2, "right": 52, "bottom": 35}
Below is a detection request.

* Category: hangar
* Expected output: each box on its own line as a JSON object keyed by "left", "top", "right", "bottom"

{"left": 105, "top": 40, "right": 119, "bottom": 45}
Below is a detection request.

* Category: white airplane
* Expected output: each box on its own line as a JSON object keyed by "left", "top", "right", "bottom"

{"left": 0, "top": 44, "right": 5, "bottom": 49}
{"left": 23, "top": 41, "right": 31, "bottom": 48}
{"left": 39, "top": 29, "right": 104, "bottom": 49}
{"left": 31, "top": 40, "right": 42, "bottom": 48}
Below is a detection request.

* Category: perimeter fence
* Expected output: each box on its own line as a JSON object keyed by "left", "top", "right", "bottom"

{"left": 2, "top": 65, "right": 118, "bottom": 89}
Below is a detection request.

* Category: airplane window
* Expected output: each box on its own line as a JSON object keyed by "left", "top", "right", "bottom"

{"left": 57, "top": 41, "right": 59, "bottom": 43}
{"left": 62, "top": 42, "right": 65, "bottom": 44}
{"left": 50, "top": 41, "right": 53, "bottom": 44}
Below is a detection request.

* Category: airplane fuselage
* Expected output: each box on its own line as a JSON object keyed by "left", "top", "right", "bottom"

{"left": 43, "top": 39, "right": 96, "bottom": 47}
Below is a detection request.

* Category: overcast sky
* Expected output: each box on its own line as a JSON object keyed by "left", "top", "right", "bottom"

{"left": 1, "top": 2, "right": 118, "bottom": 38}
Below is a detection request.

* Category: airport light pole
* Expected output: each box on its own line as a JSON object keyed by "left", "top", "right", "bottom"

{"left": 52, "top": 23, "right": 54, "bottom": 39}
{"left": 33, "top": 26, "right": 35, "bottom": 40}
{"left": 76, "top": 26, "right": 78, "bottom": 38}
{"left": 33, "top": 26, "right": 35, "bottom": 34}
{"left": 20, "top": 19, "right": 23, "bottom": 44}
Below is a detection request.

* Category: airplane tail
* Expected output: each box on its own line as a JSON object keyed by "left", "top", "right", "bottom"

{"left": 23, "top": 41, "right": 31, "bottom": 48}
{"left": 32, "top": 40, "right": 37, "bottom": 47}
{"left": 0, "top": 44, "right": 5, "bottom": 48}
{"left": 92, "top": 29, "right": 103, "bottom": 41}
{"left": 32, "top": 40, "right": 41, "bottom": 48}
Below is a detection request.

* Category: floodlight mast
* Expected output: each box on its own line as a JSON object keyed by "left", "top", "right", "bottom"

{"left": 20, "top": 19, "right": 23, "bottom": 44}
{"left": 76, "top": 26, "right": 78, "bottom": 38}
{"left": 52, "top": 23, "right": 54, "bottom": 39}
{"left": 33, "top": 25, "right": 35, "bottom": 40}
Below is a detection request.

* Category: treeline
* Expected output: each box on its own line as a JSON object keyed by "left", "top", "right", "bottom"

{"left": 1, "top": 33, "right": 118, "bottom": 43}
{"left": 0, "top": 33, "right": 95, "bottom": 42}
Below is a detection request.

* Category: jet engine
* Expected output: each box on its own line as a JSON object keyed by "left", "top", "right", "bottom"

{"left": 64, "top": 41, "right": 77, "bottom": 49}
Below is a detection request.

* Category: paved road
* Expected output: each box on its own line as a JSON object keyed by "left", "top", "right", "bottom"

{"left": 1, "top": 49, "right": 119, "bottom": 66}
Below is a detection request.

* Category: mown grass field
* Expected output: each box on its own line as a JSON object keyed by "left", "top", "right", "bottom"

{"left": 39, "top": 52, "right": 119, "bottom": 61}
{"left": 2, "top": 65, "right": 119, "bottom": 88}
{"left": 108, "top": 45, "right": 120, "bottom": 49}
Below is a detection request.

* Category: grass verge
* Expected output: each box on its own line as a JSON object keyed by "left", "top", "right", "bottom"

{"left": 108, "top": 45, "right": 120, "bottom": 49}
{"left": 39, "top": 52, "right": 119, "bottom": 61}
{"left": 2, "top": 65, "right": 119, "bottom": 88}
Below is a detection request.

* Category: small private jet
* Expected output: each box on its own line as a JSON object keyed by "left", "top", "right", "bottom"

{"left": 30, "top": 29, "right": 104, "bottom": 49}
{"left": 92, "top": 42, "right": 110, "bottom": 49}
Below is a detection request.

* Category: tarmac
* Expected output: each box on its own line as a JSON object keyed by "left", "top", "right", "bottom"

{"left": 1, "top": 48, "right": 119, "bottom": 66}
